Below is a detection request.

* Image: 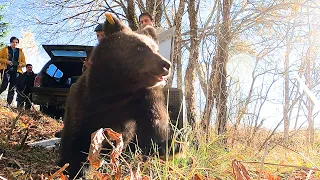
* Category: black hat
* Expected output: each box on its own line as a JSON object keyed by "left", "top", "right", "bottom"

{"left": 94, "top": 24, "right": 103, "bottom": 32}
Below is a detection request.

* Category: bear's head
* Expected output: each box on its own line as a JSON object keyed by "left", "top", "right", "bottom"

{"left": 89, "top": 13, "right": 171, "bottom": 91}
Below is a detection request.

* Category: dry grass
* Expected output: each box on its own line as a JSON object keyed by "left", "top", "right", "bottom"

{"left": 86, "top": 125, "right": 320, "bottom": 179}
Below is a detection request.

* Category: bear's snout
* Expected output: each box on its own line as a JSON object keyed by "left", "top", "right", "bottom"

{"left": 155, "top": 55, "right": 171, "bottom": 76}
{"left": 160, "top": 59, "right": 171, "bottom": 73}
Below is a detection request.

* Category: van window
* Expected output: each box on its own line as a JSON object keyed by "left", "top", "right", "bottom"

{"left": 46, "top": 64, "right": 63, "bottom": 82}
{"left": 51, "top": 50, "right": 87, "bottom": 58}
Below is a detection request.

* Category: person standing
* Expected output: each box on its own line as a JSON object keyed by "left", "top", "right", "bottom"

{"left": 82, "top": 24, "right": 105, "bottom": 72}
{"left": 0, "top": 37, "right": 26, "bottom": 106}
{"left": 138, "top": 12, "right": 166, "bottom": 35}
{"left": 16, "top": 64, "right": 36, "bottom": 110}
{"left": 94, "top": 23, "right": 105, "bottom": 44}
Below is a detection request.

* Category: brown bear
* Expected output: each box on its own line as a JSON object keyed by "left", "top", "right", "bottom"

{"left": 58, "top": 14, "right": 173, "bottom": 178}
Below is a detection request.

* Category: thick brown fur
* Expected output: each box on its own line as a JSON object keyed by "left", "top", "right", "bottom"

{"left": 58, "top": 14, "right": 173, "bottom": 178}
{"left": 137, "top": 25, "right": 158, "bottom": 42}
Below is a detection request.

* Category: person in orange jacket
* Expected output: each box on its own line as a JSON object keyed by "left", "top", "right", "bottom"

{"left": 0, "top": 36, "right": 26, "bottom": 106}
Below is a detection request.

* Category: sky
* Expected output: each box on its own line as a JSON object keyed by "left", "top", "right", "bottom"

{"left": 2, "top": 0, "right": 99, "bottom": 73}
{"left": 2, "top": 1, "right": 43, "bottom": 73}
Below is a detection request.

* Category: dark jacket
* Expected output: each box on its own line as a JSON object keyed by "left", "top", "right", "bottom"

{"left": 16, "top": 71, "right": 37, "bottom": 93}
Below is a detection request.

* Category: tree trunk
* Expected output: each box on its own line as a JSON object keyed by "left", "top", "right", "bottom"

{"left": 306, "top": 47, "right": 314, "bottom": 145}
{"left": 283, "top": 39, "right": 290, "bottom": 143}
{"left": 306, "top": 4, "right": 314, "bottom": 145}
{"left": 283, "top": 9, "right": 298, "bottom": 143}
{"left": 202, "top": 0, "right": 231, "bottom": 136}
{"left": 202, "top": 84, "right": 215, "bottom": 129}
{"left": 146, "top": 0, "right": 163, "bottom": 27}
{"left": 215, "top": 0, "right": 231, "bottom": 137}
{"left": 126, "top": 0, "right": 139, "bottom": 31}
{"left": 185, "top": 0, "right": 199, "bottom": 126}
{"left": 165, "top": 0, "right": 186, "bottom": 89}
{"left": 202, "top": 2, "right": 222, "bottom": 130}
{"left": 175, "top": 0, "right": 186, "bottom": 89}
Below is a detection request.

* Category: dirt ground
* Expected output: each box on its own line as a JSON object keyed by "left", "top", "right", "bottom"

{"left": 0, "top": 106, "right": 64, "bottom": 179}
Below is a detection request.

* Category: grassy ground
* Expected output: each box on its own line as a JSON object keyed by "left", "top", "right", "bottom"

{"left": 0, "top": 105, "right": 319, "bottom": 179}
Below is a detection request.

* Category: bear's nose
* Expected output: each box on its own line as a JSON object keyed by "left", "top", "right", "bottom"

{"left": 161, "top": 60, "right": 171, "bottom": 71}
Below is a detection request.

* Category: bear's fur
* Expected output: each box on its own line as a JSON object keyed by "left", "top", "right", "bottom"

{"left": 138, "top": 25, "right": 158, "bottom": 42}
{"left": 58, "top": 14, "right": 173, "bottom": 178}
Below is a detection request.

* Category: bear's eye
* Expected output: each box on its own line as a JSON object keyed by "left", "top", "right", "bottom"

{"left": 137, "top": 46, "right": 144, "bottom": 52}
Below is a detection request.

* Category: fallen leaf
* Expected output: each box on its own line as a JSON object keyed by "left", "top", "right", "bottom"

{"left": 232, "top": 159, "right": 252, "bottom": 180}
{"left": 88, "top": 128, "right": 125, "bottom": 179}
{"left": 259, "top": 171, "right": 281, "bottom": 180}
{"left": 193, "top": 174, "right": 204, "bottom": 180}
{"left": 60, "top": 173, "right": 67, "bottom": 180}
{"left": 104, "top": 128, "right": 124, "bottom": 172}
{"left": 115, "top": 166, "right": 122, "bottom": 180}
{"left": 123, "top": 164, "right": 151, "bottom": 180}
{"left": 130, "top": 164, "right": 141, "bottom": 180}
{"left": 88, "top": 128, "right": 106, "bottom": 169}
{"left": 93, "top": 171, "right": 110, "bottom": 180}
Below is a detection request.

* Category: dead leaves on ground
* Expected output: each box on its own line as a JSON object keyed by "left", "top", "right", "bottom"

{"left": 0, "top": 107, "right": 63, "bottom": 179}
{"left": 0, "top": 106, "right": 63, "bottom": 143}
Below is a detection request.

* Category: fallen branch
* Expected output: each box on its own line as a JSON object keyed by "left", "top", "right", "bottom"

{"left": 12, "top": 159, "right": 23, "bottom": 169}
{"left": 19, "top": 128, "right": 29, "bottom": 149}
{"left": 47, "top": 163, "right": 69, "bottom": 180}
{"left": 258, "top": 143, "right": 269, "bottom": 180}
{"left": 7, "top": 111, "right": 23, "bottom": 142}
{"left": 241, "top": 161, "right": 320, "bottom": 171}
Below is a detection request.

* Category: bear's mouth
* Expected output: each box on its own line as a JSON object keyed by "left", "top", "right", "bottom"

{"left": 155, "top": 75, "right": 168, "bottom": 82}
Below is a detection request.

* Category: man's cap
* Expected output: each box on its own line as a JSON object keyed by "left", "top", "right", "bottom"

{"left": 94, "top": 24, "right": 103, "bottom": 32}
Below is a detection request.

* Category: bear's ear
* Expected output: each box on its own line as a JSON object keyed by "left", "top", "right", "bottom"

{"left": 104, "top": 13, "right": 129, "bottom": 36}
{"left": 138, "top": 25, "right": 158, "bottom": 42}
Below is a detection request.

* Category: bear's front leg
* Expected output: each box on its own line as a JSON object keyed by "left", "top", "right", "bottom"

{"left": 59, "top": 130, "right": 92, "bottom": 179}
{"left": 133, "top": 119, "right": 170, "bottom": 157}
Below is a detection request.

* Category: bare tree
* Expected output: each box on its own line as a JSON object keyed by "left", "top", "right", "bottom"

{"left": 10, "top": 0, "right": 167, "bottom": 43}
{"left": 163, "top": 0, "right": 186, "bottom": 89}
{"left": 213, "top": 0, "right": 231, "bottom": 136}
{"left": 306, "top": 14, "right": 314, "bottom": 145}
{"left": 184, "top": 0, "right": 200, "bottom": 125}
{"left": 283, "top": 11, "right": 298, "bottom": 143}
{"left": 199, "top": 0, "right": 299, "bottom": 134}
